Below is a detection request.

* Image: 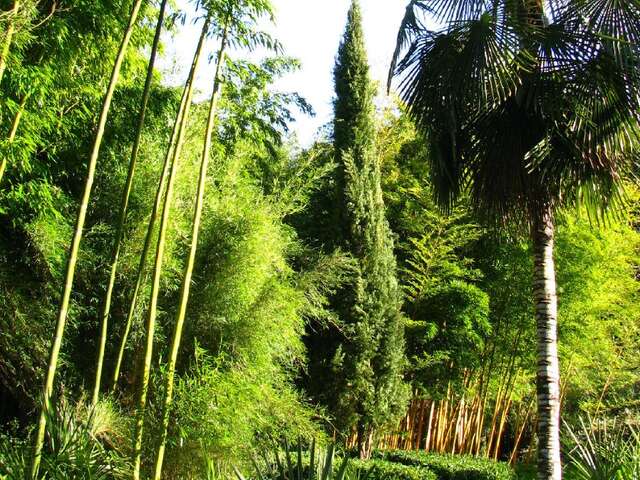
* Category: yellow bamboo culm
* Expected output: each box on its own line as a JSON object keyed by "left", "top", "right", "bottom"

{"left": 29, "top": 1, "right": 144, "bottom": 478}
{"left": 131, "top": 17, "right": 210, "bottom": 480}
{"left": 0, "top": 0, "right": 19, "bottom": 86}
{"left": 152, "top": 13, "right": 230, "bottom": 479}
{"left": 0, "top": 94, "right": 27, "bottom": 183}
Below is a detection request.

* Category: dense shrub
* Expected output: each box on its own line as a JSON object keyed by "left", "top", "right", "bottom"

{"left": 375, "top": 450, "right": 515, "bottom": 480}
{"left": 351, "top": 458, "right": 436, "bottom": 480}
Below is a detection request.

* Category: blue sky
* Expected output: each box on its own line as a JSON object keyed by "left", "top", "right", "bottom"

{"left": 162, "top": 1, "right": 408, "bottom": 145}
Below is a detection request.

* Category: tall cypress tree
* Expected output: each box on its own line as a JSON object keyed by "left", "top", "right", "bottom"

{"left": 331, "top": 0, "right": 408, "bottom": 459}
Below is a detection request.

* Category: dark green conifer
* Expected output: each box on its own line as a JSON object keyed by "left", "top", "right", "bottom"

{"left": 331, "top": 0, "right": 408, "bottom": 459}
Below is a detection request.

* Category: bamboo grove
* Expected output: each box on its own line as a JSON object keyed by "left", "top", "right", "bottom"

{"left": 1, "top": 0, "right": 640, "bottom": 479}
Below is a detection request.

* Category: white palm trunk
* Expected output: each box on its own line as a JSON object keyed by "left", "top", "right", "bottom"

{"left": 532, "top": 205, "right": 562, "bottom": 480}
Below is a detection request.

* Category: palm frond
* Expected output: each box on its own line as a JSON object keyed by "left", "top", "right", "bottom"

{"left": 429, "top": 0, "right": 496, "bottom": 23}
{"left": 389, "top": 1, "right": 432, "bottom": 92}
{"left": 396, "top": 13, "right": 530, "bottom": 127}
{"left": 555, "top": 0, "right": 640, "bottom": 51}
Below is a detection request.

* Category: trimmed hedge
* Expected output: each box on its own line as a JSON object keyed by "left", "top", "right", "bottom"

{"left": 351, "top": 458, "right": 437, "bottom": 480}
{"left": 374, "top": 450, "right": 516, "bottom": 480}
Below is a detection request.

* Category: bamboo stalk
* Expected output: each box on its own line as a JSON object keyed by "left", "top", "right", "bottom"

{"left": 446, "top": 396, "right": 462, "bottom": 452}
{"left": 0, "top": 0, "right": 19, "bottom": 86}
{"left": 110, "top": 82, "right": 187, "bottom": 391}
{"left": 509, "top": 399, "right": 534, "bottom": 465}
{"left": 0, "top": 94, "right": 26, "bottom": 183}
{"left": 405, "top": 399, "right": 416, "bottom": 450}
{"left": 475, "top": 394, "right": 487, "bottom": 455}
{"left": 487, "top": 381, "right": 505, "bottom": 456}
{"left": 92, "top": 0, "right": 169, "bottom": 407}
{"left": 29, "top": 1, "right": 144, "bottom": 477}
{"left": 451, "top": 396, "right": 465, "bottom": 454}
{"left": 131, "top": 17, "right": 210, "bottom": 480}
{"left": 425, "top": 401, "right": 435, "bottom": 451}
{"left": 414, "top": 399, "right": 427, "bottom": 450}
{"left": 152, "top": 16, "right": 229, "bottom": 479}
{"left": 494, "top": 396, "right": 513, "bottom": 460}
{"left": 467, "top": 394, "right": 482, "bottom": 453}
{"left": 437, "top": 397, "right": 446, "bottom": 452}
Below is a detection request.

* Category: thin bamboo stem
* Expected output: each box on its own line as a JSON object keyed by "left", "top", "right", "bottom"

{"left": 0, "top": 94, "right": 26, "bottom": 183}
{"left": 0, "top": 0, "right": 19, "bottom": 86}
{"left": 131, "top": 17, "right": 209, "bottom": 480}
{"left": 152, "top": 16, "right": 229, "bottom": 479}
{"left": 30, "top": 1, "right": 144, "bottom": 477}
{"left": 109, "top": 79, "right": 191, "bottom": 392}
{"left": 414, "top": 399, "right": 427, "bottom": 450}
{"left": 493, "top": 396, "right": 513, "bottom": 460}
{"left": 92, "top": 0, "right": 169, "bottom": 407}
{"left": 509, "top": 399, "right": 534, "bottom": 465}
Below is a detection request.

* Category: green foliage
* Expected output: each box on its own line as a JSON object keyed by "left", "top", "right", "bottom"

{"left": 0, "top": 398, "right": 129, "bottom": 479}
{"left": 151, "top": 351, "right": 318, "bottom": 479}
{"left": 236, "top": 440, "right": 351, "bottom": 480}
{"left": 129, "top": 64, "right": 332, "bottom": 477}
{"left": 554, "top": 207, "right": 640, "bottom": 413}
{"left": 2, "top": 0, "right": 640, "bottom": 477}
{"left": 375, "top": 450, "right": 515, "bottom": 480}
{"left": 0, "top": 2, "right": 332, "bottom": 477}
{"left": 326, "top": 1, "right": 408, "bottom": 446}
{"left": 377, "top": 109, "right": 490, "bottom": 396}
{"left": 350, "top": 458, "right": 436, "bottom": 480}
{"left": 406, "top": 279, "right": 489, "bottom": 395}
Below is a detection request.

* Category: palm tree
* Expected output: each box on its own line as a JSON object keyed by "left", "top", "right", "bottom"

{"left": 390, "top": 1, "right": 640, "bottom": 479}
{"left": 91, "top": 0, "right": 169, "bottom": 407}
{"left": 30, "top": 0, "right": 145, "bottom": 477}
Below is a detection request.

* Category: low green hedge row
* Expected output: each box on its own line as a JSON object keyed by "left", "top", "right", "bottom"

{"left": 350, "top": 458, "right": 437, "bottom": 480}
{"left": 373, "top": 450, "right": 516, "bottom": 480}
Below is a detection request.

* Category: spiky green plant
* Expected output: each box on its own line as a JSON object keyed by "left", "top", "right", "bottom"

{"left": 235, "top": 439, "right": 352, "bottom": 480}
{"left": 564, "top": 416, "right": 640, "bottom": 480}
{"left": 1, "top": 398, "right": 129, "bottom": 480}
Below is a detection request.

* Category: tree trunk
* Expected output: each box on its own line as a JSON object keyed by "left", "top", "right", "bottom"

{"left": 0, "top": 0, "right": 19, "bottom": 86}
{"left": 357, "top": 423, "right": 374, "bottom": 459}
{"left": 532, "top": 205, "right": 562, "bottom": 480}
{"left": 29, "top": 1, "right": 144, "bottom": 477}
{"left": 131, "top": 17, "right": 210, "bottom": 480}
{"left": 92, "top": 0, "right": 168, "bottom": 407}
{"left": 152, "top": 15, "right": 229, "bottom": 480}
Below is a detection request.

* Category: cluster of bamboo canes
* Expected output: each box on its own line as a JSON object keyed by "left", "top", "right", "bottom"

{"left": 346, "top": 386, "right": 532, "bottom": 465}
{"left": 11, "top": 0, "right": 235, "bottom": 478}
{"left": 346, "top": 352, "right": 578, "bottom": 466}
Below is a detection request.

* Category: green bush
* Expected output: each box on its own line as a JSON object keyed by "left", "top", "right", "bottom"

{"left": 0, "top": 398, "right": 129, "bottom": 479}
{"left": 351, "top": 459, "right": 436, "bottom": 480}
{"left": 374, "top": 450, "right": 515, "bottom": 480}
